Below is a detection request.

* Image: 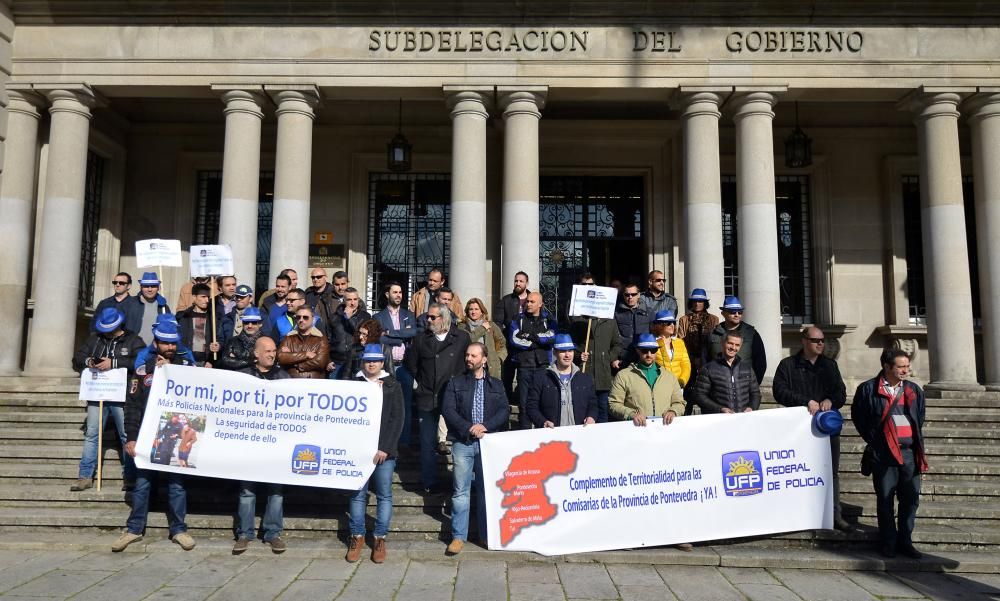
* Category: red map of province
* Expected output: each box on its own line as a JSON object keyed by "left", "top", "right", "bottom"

{"left": 496, "top": 440, "right": 578, "bottom": 546}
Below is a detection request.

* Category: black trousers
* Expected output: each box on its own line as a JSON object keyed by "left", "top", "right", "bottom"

{"left": 872, "top": 447, "right": 921, "bottom": 549}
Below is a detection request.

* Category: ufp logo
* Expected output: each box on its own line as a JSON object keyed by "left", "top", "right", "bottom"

{"left": 722, "top": 450, "right": 764, "bottom": 496}
{"left": 291, "top": 444, "right": 321, "bottom": 475}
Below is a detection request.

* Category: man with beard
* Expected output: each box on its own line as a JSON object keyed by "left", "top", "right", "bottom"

{"left": 113, "top": 320, "right": 196, "bottom": 552}
{"left": 494, "top": 271, "right": 530, "bottom": 404}
{"left": 216, "top": 307, "right": 264, "bottom": 372}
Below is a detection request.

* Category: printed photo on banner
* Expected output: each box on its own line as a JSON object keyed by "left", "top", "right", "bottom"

{"left": 151, "top": 412, "right": 206, "bottom": 469}
{"left": 480, "top": 407, "right": 833, "bottom": 556}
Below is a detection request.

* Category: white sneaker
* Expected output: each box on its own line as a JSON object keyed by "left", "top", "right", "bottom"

{"left": 172, "top": 532, "right": 196, "bottom": 551}
{"left": 111, "top": 532, "right": 143, "bottom": 552}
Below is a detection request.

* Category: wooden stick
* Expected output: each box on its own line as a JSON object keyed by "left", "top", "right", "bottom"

{"left": 210, "top": 277, "right": 218, "bottom": 362}
{"left": 581, "top": 318, "right": 593, "bottom": 373}
{"left": 96, "top": 400, "right": 104, "bottom": 492}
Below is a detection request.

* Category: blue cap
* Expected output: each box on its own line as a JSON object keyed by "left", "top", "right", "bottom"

{"left": 361, "top": 344, "right": 385, "bottom": 362}
{"left": 153, "top": 320, "right": 181, "bottom": 343}
{"left": 654, "top": 310, "right": 677, "bottom": 323}
{"left": 688, "top": 288, "right": 709, "bottom": 301}
{"left": 552, "top": 333, "right": 577, "bottom": 351}
{"left": 635, "top": 333, "right": 659, "bottom": 350}
{"left": 241, "top": 307, "right": 262, "bottom": 323}
{"left": 235, "top": 284, "right": 253, "bottom": 298}
{"left": 95, "top": 308, "right": 125, "bottom": 333}
{"left": 722, "top": 296, "right": 745, "bottom": 312}
{"left": 813, "top": 410, "right": 844, "bottom": 436}
{"left": 138, "top": 272, "right": 160, "bottom": 287}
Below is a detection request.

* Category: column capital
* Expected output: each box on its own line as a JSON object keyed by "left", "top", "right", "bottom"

{"left": 674, "top": 87, "right": 728, "bottom": 119}
{"left": 498, "top": 85, "right": 547, "bottom": 116}
{"left": 45, "top": 88, "right": 96, "bottom": 120}
{"left": 4, "top": 89, "right": 45, "bottom": 120}
{"left": 731, "top": 90, "right": 778, "bottom": 122}
{"left": 444, "top": 86, "right": 492, "bottom": 119}
{"left": 266, "top": 85, "right": 321, "bottom": 120}
{"left": 965, "top": 90, "right": 1000, "bottom": 123}
{"left": 213, "top": 85, "right": 266, "bottom": 119}
{"left": 899, "top": 86, "right": 974, "bottom": 120}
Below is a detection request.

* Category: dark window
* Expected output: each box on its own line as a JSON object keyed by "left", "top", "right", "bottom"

{"left": 901, "top": 175, "right": 979, "bottom": 325}
{"left": 78, "top": 150, "right": 105, "bottom": 309}
{"left": 366, "top": 173, "right": 451, "bottom": 310}
{"left": 721, "top": 175, "right": 813, "bottom": 324}
{"left": 539, "top": 176, "right": 645, "bottom": 323}
{"left": 193, "top": 170, "right": 275, "bottom": 294}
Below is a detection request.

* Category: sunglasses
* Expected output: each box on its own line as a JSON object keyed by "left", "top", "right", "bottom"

{"left": 112, "top": 280, "right": 129, "bottom": 286}
{"left": 806, "top": 337, "right": 826, "bottom": 344}
{"left": 651, "top": 278, "right": 666, "bottom": 283}
{"left": 623, "top": 292, "right": 639, "bottom": 297}
{"left": 311, "top": 275, "right": 325, "bottom": 280}
{"left": 295, "top": 315, "right": 312, "bottom": 321}
{"left": 426, "top": 314, "right": 441, "bottom": 320}
{"left": 638, "top": 348, "right": 658, "bottom": 355}
{"left": 726, "top": 310, "right": 744, "bottom": 315}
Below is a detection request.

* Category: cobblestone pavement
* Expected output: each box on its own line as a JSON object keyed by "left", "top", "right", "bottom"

{"left": 1, "top": 544, "right": 999, "bottom": 601}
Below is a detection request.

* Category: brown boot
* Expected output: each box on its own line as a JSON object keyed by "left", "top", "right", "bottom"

{"left": 345, "top": 535, "right": 364, "bottom": 562}
{"left": 371, "top": 536, "right": 387, "bottom": 563}
{"left": 70, "top": 478, "right": 93, "bottom": 492}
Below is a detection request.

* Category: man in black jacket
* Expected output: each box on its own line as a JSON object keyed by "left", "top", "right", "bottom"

{"left": 509, "top": 292, "right": 555, "bottom": 429}
{"left": 494, "top": 271, "right": 530, "bottom": 404}
{"left": 240, "top": 336, "right": 289, "bottom": 380}
{"left": 526, "top": 334, "right": 598, "bottom": 427}
{"left": 708, "top": 296, "right": 766, "bottom": 384}
{"left": 176, "top": 283, "right": 222, "bottom": 366}
{"left": 852, "top": 349, "right": 927, "bottom": 559}
{"left": 773, "top": 327, "right": 851, "bottom": 531}
{"left": 442, "top": 342, "right": 510, "bottom": 555}
{"left": 691, "top": 331, "right": 760, "bottom": 414}
{"left": 71, "top": 307, "right": 146, "bottom": 492}
{"left": 404, "top": 303, "right": 470, "bottom": 493}
{"left": 112, "top": 321, "right": 196, "bottom": 553}
{"left": 217, "top": 307, "right": 264, "bottom": 372}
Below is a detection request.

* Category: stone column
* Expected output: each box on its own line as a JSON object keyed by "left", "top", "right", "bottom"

{"left": 678, "top": 88, "right": 727, "bottom": 310}
{"left": 970, "top": 90, "right": 1000, "bottom": 390}
{"left": 216, "top": 88, "right": 264, "bottom": 284}
{"left": 911, "top": 90, "right": 980, "bottom": 388}
{"left": 445, "top": 86, "right": 491, "bottom": 303}
{"left": 732, "top": 91, "right": 782, "bottom": 378}
{"left": 23, "top": 88, "right": 95, "bottom": 376}
{"left": 266, "top": 86, "right": 319, "bottom": 283}
{"left": 0, "top": 90, "right": 45, "bottom": 375}
{"left": 498, "top": 86, "right": 546, "bottom": 289}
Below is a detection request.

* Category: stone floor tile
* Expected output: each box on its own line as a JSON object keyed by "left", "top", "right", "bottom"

{"left": 508, "top": 562, "right": 559, "bottom": 583}
{"left": 0, "top": 551, "right": 39, "bottom": 571}
{"left": 59, "top": 551, "right": 149, "bottom": 572}
{"left": 168, "top": 555, "right": 255, "bottom": 588}
{"left": 275, "top": 578, "right": 344, "bottom": 601}
{"left": 142, "top": 586, "right": 218, "bottom": 601}
{"left": 719, "top": 566, "right": 780, "bottom": 585}
{"left": 769, "top": 568, "right": 878, "bottom": 601}
{"left": 395, "top": 583, "right": 455, "bottom": 601}
{"left": 66, "top": 556, "right": 196, "bottom": 601}
{"left": 509, "top": 581, "right": 566, "bottom": 601}
{"left": 0, "top": 551, "right": 86, "bottom": 594}
{"left": 892, "top": 571, "right": 988, "bottom": 600}
{"left": 342, "top": 559, "right": 407, "bottom": 589}
{"left": 401, "top": 560, "right": 457, "bottom": 585}
{"left": 945, "top": 573, "right": 1000, "bottom": 595}
{"left": 5, "top": 569, "right": 113, "bottom": 598}
{"left": 203, "top": 557, "right": 310, "bottom": 601}
{"left": 656, "top": 565, "right": 744, "bottom": 601}
{"left": 297, "top": 559, "right": 359, "bottom": 581}
{"left": 453, "top": 560, "right": 507, "bottom": 601}
{"left": 557, "top": 563, "right": 617, "bottom": 599}
{"left": 616, "top": 584, "right": 679, "bottom": 601}
{"left": 736, "top": 583, "right": 806, "bottom": 601}
{"left": 606, "top": 564, "right": 665, "bottom": 586}
{"left": 843, "top": 570, "right": 926, "bottom": 598}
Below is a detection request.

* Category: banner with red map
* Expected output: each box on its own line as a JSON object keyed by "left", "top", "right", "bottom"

{"left": 480, "top": 406, "right": 832, "bottom": 556}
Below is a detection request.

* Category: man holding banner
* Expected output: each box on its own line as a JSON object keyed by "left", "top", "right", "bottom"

{"left": 113, "top": 320, "right": 197, "bottom": 553}
{"left": 72, "top": 308, "right": 145, "bottom": 492}
{"left": 608, "top": 333, "right": 685, "bottom": 427}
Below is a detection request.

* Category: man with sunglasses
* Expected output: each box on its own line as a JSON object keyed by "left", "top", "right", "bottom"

{"left": 774, "top": 326, "right": 851, "bottom": 531}
{"left": 639, "top": 270, "right": 678, "bottom": 317}
{"left": 91, "top": 273, "right": 135, "bottom": 332}
{"left": 609, "top": 333, "right": 685, "bottom": 426}
{"left": 614, "top": 283, "right": 652, "bottom": 367}
{"left": 266, "top": 288, "right": 321, "bottom": 343}
{"left": 707, "top": 296, "right": 766, "bottom": 384}
{"left": 277, "top": 306, "right": 330, "bottom": 379}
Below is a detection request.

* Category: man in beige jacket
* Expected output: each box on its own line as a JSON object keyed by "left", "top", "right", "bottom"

{"left": 608, "top": 333, "right": 685, "bottom": 426}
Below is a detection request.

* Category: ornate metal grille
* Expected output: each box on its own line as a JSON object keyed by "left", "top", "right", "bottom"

{"left": 366, "top": 173, "right": 451, "bottom": 310}
{"left": 538, "top": 176, "right": 644, "bottom": 322}
{"left": 721, "top": 174, "right": 813, "bottom": 324}
{"left": 78, "top": 150, "right": 105, "bottom": 309}
{"left": 193, "top": 170, "right": 274, "bottom": 294}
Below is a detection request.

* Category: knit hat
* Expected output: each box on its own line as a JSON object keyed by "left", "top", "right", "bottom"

{"left": 635, "top": 333, "right": 659, "bottom": 350}
{"left": 95, "top": 308, "right": 125, "bottom": 334}
{"left": 138, "top": 272, "right": 161, "bottom": 287}
{"left": 552, "top": 334, "right": 577, "bottom": 351}
{"left": 361, "top": 344, "right": 385, "bottom": 362}
{"left": 721, "top": 296, "right": 745, "bottom": 312}
{"left": 688, "top": 288, "right": 710, "bottom": 302}
{"left": 654, "top": 310, "right": 677, "bottom": 323}
{"left": 241, "top": 307, "right": 262, "bottom": 323}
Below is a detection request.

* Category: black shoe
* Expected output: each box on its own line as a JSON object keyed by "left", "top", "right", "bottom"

{"left": 898, "top": 543, "right": 922, "bottom": 559}
{"left": 879, "top": 544, "right": 896, "bottom": 558}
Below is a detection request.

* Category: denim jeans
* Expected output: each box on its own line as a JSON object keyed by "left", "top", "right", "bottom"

{"left": 126, "top": 468, "right": 187, "bottom": 536}
{"left": 450, "top": 440, "right": 485, "bottom": 542}
{"left": 349, "top": 458, "right": 396, "bottom": 537}
{"left": 418, "top": 409, "right": 439, "bottom": 489}
{"left": 78, "top": 401, "right": 136, "bottom": 481}
{"left": 873, "top": 447, "right": 921, "bottom": 549}
{"left": 596, "top": 390, "right": 610, "bottom": 423}
{"left": 394, "top": 365, "right": 414, "bottom": 446}
{"left": 237, "top": 481, "right": 284, "bottom": 541}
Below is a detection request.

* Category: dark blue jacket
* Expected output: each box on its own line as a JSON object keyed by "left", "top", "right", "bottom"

{"left": 441, "top": 372, "right": 510, "bottom": 442}
{"left": 374, "top": 307, "right": 418, "bottom": 353}
{"left": 509, "top": 310, "right": 555, "bottom": 368}
{"left": 525, "top": 367, "right": 599, "bottom": 427}
{"left": 91, "top": 295, "right": 133, "bottom": 332}
{"left": 123, "top": 293, "right": 170, "bottom": 336}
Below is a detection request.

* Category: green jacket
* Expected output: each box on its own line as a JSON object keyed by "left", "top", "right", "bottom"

{"left": 608, "top": 362, "right": 685, "bottom": 421}
{"left": 570, "top": 316, "right": 622, "bottom": 391}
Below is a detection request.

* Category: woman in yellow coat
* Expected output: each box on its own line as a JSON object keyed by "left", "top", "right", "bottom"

{"left": 651, "top": 310, "right": 691, "bottom": 387}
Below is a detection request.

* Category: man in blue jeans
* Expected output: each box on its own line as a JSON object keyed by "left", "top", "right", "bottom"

{"left": 71, "top": 307, "right": 145, "bottom": 491}
{"left": 347, "top": 345, "right": 405, "bottom": 563}
{"left": 233, "top": 336, "right": 289, "bottom": 555}
{"left": 112, "top": 321, "right": 197, "bottom": 552}
{"left": 441, "top": 342, "right": 510, "bottom": 555}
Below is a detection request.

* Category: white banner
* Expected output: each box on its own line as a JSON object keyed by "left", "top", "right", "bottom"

{"left": 189, "top": 245, "right": 234, "bottom": 277}
{"left": 134, "top": 365, "right": 382, "bottom": 489}
{"left": 135, "top": 239, "right": 183, "bottom": 268}
{"left": 568, "top": 284, "right": 618, "bottom": 319}
{"left": 79, "top": 368, "right": 128, "bottom": 403}
{"left": 481, "top": 407, "right": 832, "bottom": 556}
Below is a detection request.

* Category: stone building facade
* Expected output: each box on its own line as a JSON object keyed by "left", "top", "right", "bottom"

{"left": 0, "top": 2, "right": 998, "bottom": 390}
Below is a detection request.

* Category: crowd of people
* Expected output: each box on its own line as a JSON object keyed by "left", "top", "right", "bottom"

{"left": 72, "top": 266, "right": 927, "bottom": 562}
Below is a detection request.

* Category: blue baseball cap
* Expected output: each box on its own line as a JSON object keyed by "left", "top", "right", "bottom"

{"left": 654, "top": 310, "right": 677, "bottom": 323}
{"left": 813, "top": 410, "right": 844, "bottom": 436}
{"left": 235, "top": 284, "right": 253, "bottom": 298}
{"left": 241, "top": 307, "right": 262, "bottom": 323}
{"left": 552, "top": 334, "right": 577, "bottom": 351}
{"left": 361, "top": 344, "right": 385, "bottom": 362}
{"left": 635, "top": 333, "right": 659, "bottom": 350}
{"left": 722, "top": 296, "right": 745, "bottom": 312}
{"left": 95, "top": 308, "right": 125, "bottom": 334}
